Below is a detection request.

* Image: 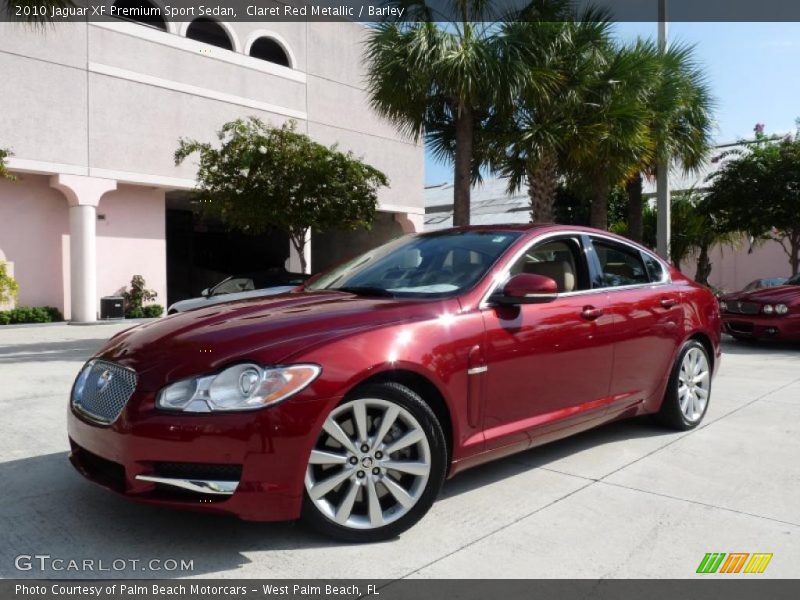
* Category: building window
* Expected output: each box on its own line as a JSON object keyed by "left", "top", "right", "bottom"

{"left": 185, "top": 18, "right": 233, "bottom": 51}
{"left": 111, "top": 0, "right": 167, "bottom": 31}
{"left": 249, "top": 37, "right": 291, "bottom": 68}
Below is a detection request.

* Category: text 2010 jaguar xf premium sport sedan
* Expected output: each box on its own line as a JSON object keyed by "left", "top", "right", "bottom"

{"left": 68, "top": 225, "right": 721, "bottom": 542}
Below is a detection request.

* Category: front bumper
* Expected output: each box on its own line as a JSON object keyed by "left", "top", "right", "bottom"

{"left": 67, "top": 389, "right": 335, "bottom": 521}
{"left": 722, "top": 313, "right": 800, "bottom": 340}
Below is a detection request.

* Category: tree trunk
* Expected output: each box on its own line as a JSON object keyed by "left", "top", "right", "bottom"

{"left": 527, "top": 151, "right": 558, "bottom": 223}
{"left": 791, "top": 231, "right": 800, "bottom": 276}
{"left": 452, "top": 102, "right": 473, "bottom": 227}
{"left": 695, "top": 243, "right": 712, "bottom": 286}
{"left": 290, "top": 233, "right": 307, "bottom": 274}
{"left": 626, "top": 172, "right": 644, "bottom": 242}
{"left": 590, "top": 170, "right": 609, "bottom": 230}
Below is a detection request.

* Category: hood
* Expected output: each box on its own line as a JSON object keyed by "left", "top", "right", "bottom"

{"left": 96, "top": 291, "right": 453, "bottom": 390}
{"left": 722, "top": 285, "right": 800, "bottom": 305}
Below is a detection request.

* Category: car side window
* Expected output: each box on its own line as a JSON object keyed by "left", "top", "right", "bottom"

{"left": 212, "top": 277, "right": 255, "bottom": 295}
{"left": 508, "top": 238, "right": 588, "bottom": 292}
{"left": 591, "top": 239, "right": 649, "bottom": 288}
{"left": 641, "top": 252, "right": 666, "bottom": 283}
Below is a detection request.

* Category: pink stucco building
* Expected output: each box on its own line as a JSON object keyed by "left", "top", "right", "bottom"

{"left": 0, "top": 8, "right": 423, "bottom": 321}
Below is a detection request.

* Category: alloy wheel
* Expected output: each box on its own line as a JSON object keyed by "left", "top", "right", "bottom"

{"left": 678, "top": 347, "right": 710, "bottom": 423}
{"left": 305, "top": 398, "right": 432, "bottom": 530}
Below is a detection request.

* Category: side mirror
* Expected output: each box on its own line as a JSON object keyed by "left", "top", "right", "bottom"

{"left": 200, "top": 288, "right": 210, "bottom": 298}
{"left": 493, "top": 273, "right": 558, "bottom": 305}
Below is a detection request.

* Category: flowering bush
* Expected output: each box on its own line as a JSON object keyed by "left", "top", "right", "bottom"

{"left": 122, "top": 275, "right": 159, "bottom": 318}
{"left": 0, "top": 260, "right": 18, "bottom": 305}
{"left": 0, "top": 148, "right": 14, "bottom": 181}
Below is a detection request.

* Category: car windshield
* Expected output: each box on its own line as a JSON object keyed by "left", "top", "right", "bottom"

{"left": 211, "top": 271, "right": 307, "bottom": 296}
{"left": 306, "top": 230, "right": 522, "bottom": 297}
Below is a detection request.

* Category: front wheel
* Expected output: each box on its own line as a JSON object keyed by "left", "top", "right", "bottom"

{"left": 658, "top": 340, "right": 712, "bottom": 430}
{"left": 302, "top": 382, "right": 447, "bottom": 542}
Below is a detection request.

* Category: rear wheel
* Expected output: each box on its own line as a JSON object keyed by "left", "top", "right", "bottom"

{"left": 658, "top": 340, "right": 712, "bottom": 430}
{"left": 302, "top": 382, "right": 446, "bottom": 542}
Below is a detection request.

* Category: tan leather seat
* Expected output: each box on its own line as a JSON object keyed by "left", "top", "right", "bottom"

{"left": 604, "top": 262, "right": 635, "bottom": 280}
{"left": 523, "top": 260, "right": 576, "bottom": 292}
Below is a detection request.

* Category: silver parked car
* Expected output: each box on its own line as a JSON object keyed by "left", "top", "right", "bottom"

{"left": 167, "top": 270, "right": 309, "bottom": 314}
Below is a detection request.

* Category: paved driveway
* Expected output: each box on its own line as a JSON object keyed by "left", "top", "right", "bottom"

{"left": 1, "top": 323, "right": 798, "bottom": 579}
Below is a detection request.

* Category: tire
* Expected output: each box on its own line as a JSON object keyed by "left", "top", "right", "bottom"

{"left": 657, "top": 340, "right": 712, "bottom": 430}
{"left": 301, "top": 382, "right": 447, "bottom": 542}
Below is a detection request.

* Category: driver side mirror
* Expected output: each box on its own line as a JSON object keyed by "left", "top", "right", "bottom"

{"left": 492, "top": 273, "right": 558, "bottom": 305}
{"left": 200, "top": 288, "right": 210, "bottom": 298}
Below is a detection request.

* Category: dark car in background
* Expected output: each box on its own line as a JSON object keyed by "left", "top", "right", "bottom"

{"left": 720, "top": 273, "right": 800, "bottom": 341}
{"left": 167, "top": 270, "right": 309, "bottom": 314}
{"left": 741, "top": 277, "right": 788, "bottom": 292}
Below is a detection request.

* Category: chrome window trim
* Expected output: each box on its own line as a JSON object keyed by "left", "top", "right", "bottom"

{"left": 479, "top": 230, "right": 672, "bottom": 309}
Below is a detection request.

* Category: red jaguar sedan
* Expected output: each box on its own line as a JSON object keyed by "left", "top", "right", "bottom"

{"left": 68, "top": 225, "right": 721, "bottom": 542}
{"left": 720, "top": 272, "right": 800, "bottom": 341}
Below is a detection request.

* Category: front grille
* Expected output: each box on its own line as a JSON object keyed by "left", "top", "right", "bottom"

{"left": 72, "top": 360, "right": 137, "bottom": 424}
{"left": 725, "top": 301, "right": 761, "bottom": 315}
{"left": 153, "top": 462, "right": 243, "bottom": 481}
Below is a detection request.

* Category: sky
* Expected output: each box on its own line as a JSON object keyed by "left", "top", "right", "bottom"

{"left": 424, "top": 21, "right": 800, "bottom": 185}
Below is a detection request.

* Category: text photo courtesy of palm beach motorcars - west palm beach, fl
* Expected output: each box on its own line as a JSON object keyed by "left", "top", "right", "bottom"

{"left": 1, "top": 0, "right": 799, "bottom": 596}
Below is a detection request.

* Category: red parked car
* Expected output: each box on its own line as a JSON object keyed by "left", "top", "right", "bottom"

{"left": 720, "top": 272, "right": 800, "bottom": 341}
{"left": 68, "top": 225, "right": 721, "bottom": 542}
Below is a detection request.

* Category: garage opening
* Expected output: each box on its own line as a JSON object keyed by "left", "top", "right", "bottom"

{"left": 165, "top": 193, "right": 289, "bottom": 307}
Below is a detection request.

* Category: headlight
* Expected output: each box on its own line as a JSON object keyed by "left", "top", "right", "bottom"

{"left": 719, "top": 301, "right": 728, "bottom": 312}
{"left": 762, "top": 304, "right": 774, "bottom": 315}
{"left": 775, "top": 303, "right": 789, "bottom": 315}
{"left": 157, "top": 363, "right": 321, "bottom": 412}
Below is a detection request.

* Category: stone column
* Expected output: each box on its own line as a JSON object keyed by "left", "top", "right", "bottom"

{"left": 395, "top": 212, "right": 425, "bottom": 234}
{"left": 50, "top": 175, "right": 117, "bottom": 323}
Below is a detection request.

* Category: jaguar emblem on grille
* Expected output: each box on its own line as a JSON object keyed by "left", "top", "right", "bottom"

{"left": 96, "top": 369, "right": 114, "bottom": 393}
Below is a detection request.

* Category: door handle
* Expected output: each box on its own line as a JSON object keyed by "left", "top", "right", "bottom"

{"left": 581, "top": 306, "right": 603, "bottom": 320}
{"left": 660, "top": 297, "right": 679, "bottom": 309}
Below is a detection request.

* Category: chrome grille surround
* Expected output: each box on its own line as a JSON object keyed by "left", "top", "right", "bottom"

{"left": 725, "top": 301, "right": 761, "bottom": 315}
{"left": 71, "top": 360, "right": 137, "bottom": 425}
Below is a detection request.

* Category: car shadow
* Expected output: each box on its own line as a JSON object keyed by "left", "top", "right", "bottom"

{"left": 0, "top": 451, "right": 336, "bottom": 579}
{"left": 0, "top": 416, "right": 672, "bottom": 578}
{"left": 440, "top": 416, "right": 669, "bottom": 499}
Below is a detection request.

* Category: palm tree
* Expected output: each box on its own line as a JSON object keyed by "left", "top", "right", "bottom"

{"left": 641, "top": 188, "right": 736, "bottom": 280}
{"left": 364, "top": 1, "right": 563, "bottom": 226}
{"left": 626, "top": 43, "right": 713, "bottom": 242}
{"left": 567, "top": 39, "right": 659, "bottom": 230}
{"left": 489, "top": 11, "right": 613, "bottom": 223}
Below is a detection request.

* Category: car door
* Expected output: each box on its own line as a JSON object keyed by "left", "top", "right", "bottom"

{"left": 480, "top": 234, "right": 616, "bottom": 453}
{"left": 588, "top": 236, "right": 684, "bottom": 416}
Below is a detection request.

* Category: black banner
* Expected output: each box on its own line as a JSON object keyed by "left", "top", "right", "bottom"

{"left": 5, "top": 0, "right": 800, "bottom": 23}
{"left": 5, "top": 580, "right": 800, "bottom": 600}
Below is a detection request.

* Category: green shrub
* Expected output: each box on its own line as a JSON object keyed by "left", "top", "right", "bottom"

{"left": 0, "top": 305, "right": 63, "bottom": 325}
{"left": 0, "top": 260, "right": 18, "bottom": 305}
{"left": 125, "top": 307, "right": 144, "bottom": 319}
{"left": 142, "top": 304, "right": 164, "bottom": 318}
